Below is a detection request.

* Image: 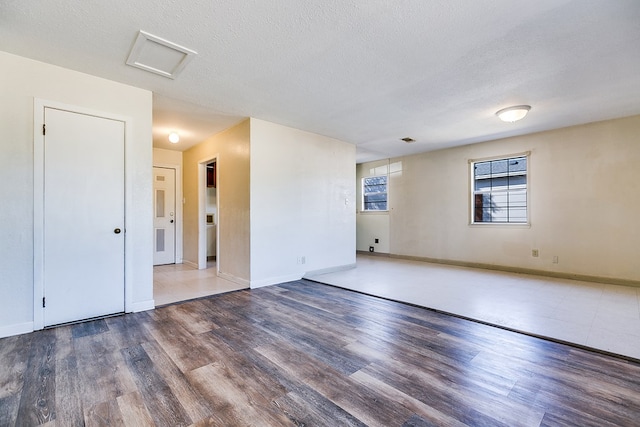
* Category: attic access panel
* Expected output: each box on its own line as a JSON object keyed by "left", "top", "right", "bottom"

{"left": 126, "top": 30, "right": 197, "bottom": 79}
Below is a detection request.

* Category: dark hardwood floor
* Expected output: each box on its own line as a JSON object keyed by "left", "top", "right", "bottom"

{"left": 2, "top": 280, "right": 640, "bottom": 426}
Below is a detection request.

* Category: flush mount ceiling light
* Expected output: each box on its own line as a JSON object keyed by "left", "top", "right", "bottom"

{"left": 126, "top": 30, "right": 197, "bottom": 79}
{"left": 168, "top": 132, "right": 180, "bottom": 144}
{"left": 496, "top": 105, "right": 531, "bottom": 122}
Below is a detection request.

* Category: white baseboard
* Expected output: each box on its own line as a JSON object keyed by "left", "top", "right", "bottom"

{"left": 249, "top": 263, "right": 358, "bottom": 289}
{"left": 0, "top": 321, "right": 34, "bottom": 338}
{"left": 182, "top": 260, "right": 198, "bottom": 269}
{"left": 304, "top": 263, "right": 357, "bottom": 278}
{"left": 250, "top": 273, "right": 302, "bottom": 289}
{"left": 130, "top": 299, "right": 155, "bottom": 312}
{"left": 218, "top": 271, "right": 250, "bottom": 288}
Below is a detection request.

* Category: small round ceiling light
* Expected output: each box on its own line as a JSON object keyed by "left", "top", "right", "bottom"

{"left": 168, "top": 132, "right": 180, "bottom": 143}
{"left": 496, "top": 105, "right": 531, "bottom": 122}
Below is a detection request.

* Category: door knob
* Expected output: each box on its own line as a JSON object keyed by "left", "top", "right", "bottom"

{"left": 114, "top": 228, "right": 121, "bottom": 234}
{"left": 170, "top": 220, "right": 174, "bottom": 223}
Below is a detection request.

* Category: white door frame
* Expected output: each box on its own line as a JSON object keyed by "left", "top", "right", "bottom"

{"left": 152, "top": 164, "right": 183, "bottom": 264}
{"left": 198, "top": 154, "right": 220, "bottom": 270}
{"left": 33, "top": 98, "right": 134, "bottom": 330}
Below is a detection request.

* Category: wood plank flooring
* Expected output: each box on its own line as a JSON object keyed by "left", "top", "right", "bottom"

{"left": 2, "top": 280, "right": 640, "bottom": 426}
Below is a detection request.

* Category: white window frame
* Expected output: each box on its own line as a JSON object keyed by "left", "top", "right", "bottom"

{"left": 361, "top": 174, "right": 388, "bottom": 212}
{"left": 470, "top": 152, "right": 530, "bottom": 225}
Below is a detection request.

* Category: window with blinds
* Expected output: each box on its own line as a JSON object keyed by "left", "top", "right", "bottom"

{"left": 362, "top": 175, "right": 388, "bottom": 211}
{"left": 472, "top": 155, "right": 528, "bottom": 224}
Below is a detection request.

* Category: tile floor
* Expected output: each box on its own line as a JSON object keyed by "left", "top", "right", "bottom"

{"left": 153, "top": 262, "right": 247, "bottom": 306}
{"left": 307, "top": 254, "right": 640, "bottom": 360}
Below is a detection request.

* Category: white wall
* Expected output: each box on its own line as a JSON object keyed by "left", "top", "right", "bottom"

{"left": 153, "top": 148, "right": 183, "bottom": 263}
{"left": 361, "top": 115, "right": 640, "bottom": 283}
{"left": 250, "top": 119, "right": 356, "bottom": 287}
{"left": 0, "top": 51, "right": 153, "bottom": 337}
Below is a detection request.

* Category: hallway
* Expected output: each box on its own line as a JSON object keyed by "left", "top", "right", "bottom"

{"left": 153, "top": 262, "right": 246, "bottom": 306}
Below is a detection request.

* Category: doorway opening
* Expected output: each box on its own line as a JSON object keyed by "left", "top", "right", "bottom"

{"left": 153, "top": 154, "right": 243, "bottom": 306}
{"left": 205, "top": 161, "right": 217, "bottom": 264}
{"left": 197, "top": 155, "right": 218, "bottom": 270}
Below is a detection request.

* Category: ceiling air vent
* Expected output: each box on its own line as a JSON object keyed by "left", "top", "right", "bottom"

{"left": 401, "top": 137, "right": 415, "bottom": 143}
{"left": 126, "top": 30, "right": 197, "bottom": 79}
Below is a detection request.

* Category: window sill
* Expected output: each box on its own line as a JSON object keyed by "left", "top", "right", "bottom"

{"left": 469, "top": 222, "right": 531, "bottom": 229}
{"left": 359, "top": 210, "right": 389, "bottom": 215}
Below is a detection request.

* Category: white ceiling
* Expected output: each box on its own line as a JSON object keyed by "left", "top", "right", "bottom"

{"left": 2, "top": 1, "right": 639, "bottom": 162}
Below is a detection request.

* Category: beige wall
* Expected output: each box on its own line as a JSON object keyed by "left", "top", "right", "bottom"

{"left": 0, "top": 51, "right": 153, "bottom": 337}
{"left": 153, "top": 147, "right": 183, "bottom": 166}
{"left": 182, "top": 120, "right": 251, "bottom": 284}
{"left": 358, "top": 115, "right": 640, "bottom": 283}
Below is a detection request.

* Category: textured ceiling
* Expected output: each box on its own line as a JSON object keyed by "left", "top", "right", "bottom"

{"left": 2, "top": 0, "right": 639, "bottom": 162}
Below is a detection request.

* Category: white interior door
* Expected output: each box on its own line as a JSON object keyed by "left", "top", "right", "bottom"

{"left": 153, "top": 167, "right": 176, "bottom": 265}
{"left": 43, "top": 107, "right": 125, "bottom": 326}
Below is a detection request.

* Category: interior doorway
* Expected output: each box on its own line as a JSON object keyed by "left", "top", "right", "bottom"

{"left": 153, "top": 155, "right": 234, "bottom": 306}
{"left": 205, "top": 161, "right": 217, "bottom": 264}
{"left": 198, "top": 156, "right": 219, "bottom": 270}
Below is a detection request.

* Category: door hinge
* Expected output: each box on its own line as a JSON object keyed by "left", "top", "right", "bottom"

{"left": 42, "top": 124, "right": 46, "bottom": 135}
{"left": 42, "top": 297, "right": 45, "bottom": 308}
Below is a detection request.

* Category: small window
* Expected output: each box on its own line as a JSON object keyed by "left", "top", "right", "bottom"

{"left": 362, "top": 175, "right": 388, "bottom": 211}
{"left": 472, "top": 155, "right": 528, "bottom": 224}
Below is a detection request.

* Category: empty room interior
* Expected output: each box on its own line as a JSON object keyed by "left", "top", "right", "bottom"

{"left": 1, "top": 1, "right": 640, "bottom": 426}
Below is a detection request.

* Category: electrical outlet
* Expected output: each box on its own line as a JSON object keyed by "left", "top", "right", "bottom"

{"left": 301, "top": 256, "right": 306, "bottom": 265}
{"left": 552, "top": 256, "right": 558, "bottom": 264}
{"left": 532, "top": 249, "right": 539, "bottom": 257}
{"left": 369, "top": 246, "right": 374, "bottom": 252}
{"left": 375, "top": 238, "right": 379, "bottom": 244}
